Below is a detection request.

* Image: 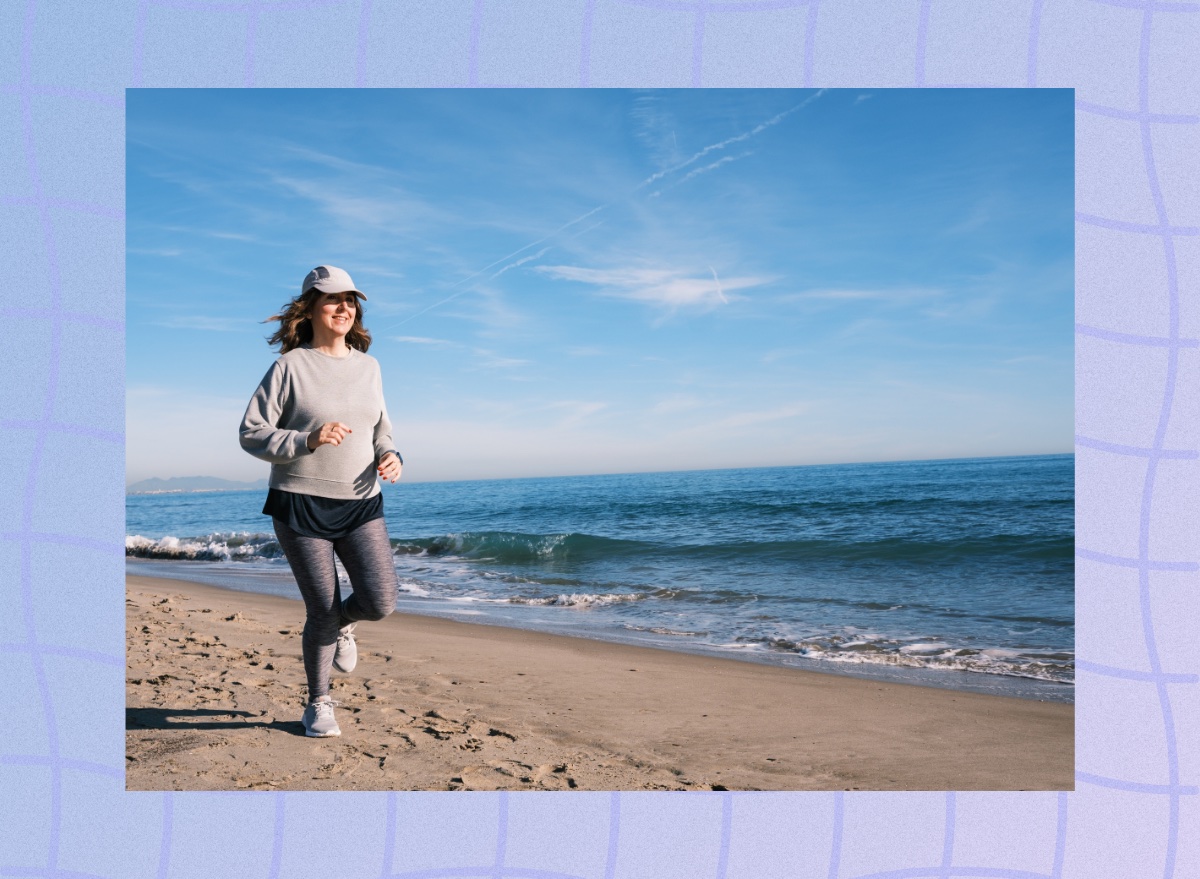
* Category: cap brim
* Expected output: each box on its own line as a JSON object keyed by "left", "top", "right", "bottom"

{"left": 305, "top": 283, "right": 367, "bottom": 301}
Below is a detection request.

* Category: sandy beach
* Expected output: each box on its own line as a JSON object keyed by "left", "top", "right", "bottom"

{"left": 126, "top": 574, "right": 1073, "bottom": 791}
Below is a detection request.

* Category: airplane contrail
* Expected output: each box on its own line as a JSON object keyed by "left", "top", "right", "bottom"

{"left": 388, "top": 92, "right": 824, "bottom": 329}
{"left": 709, "top": 265, "right": 728, "bottom": 304}
{"left": 490, "top": 246, "right": 551, "bottom": 280}
{"left": 639, "top": 88, "right": 826, "bottom": 190}
{"left": 651, "top": 152, "right": 753, "bottom": 198}
{"left": 457, "top": 203, "right": 607, "bottom": 287}
{"left": 386, "top": 205, "right": 607, "bottom": 328}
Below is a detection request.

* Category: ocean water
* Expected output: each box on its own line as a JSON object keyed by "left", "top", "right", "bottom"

{"left": 126, "top": 455, "right": 1074, "bottom": 701}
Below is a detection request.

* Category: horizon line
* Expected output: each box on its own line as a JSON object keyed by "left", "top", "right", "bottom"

{"left": 127, "top": 450, "right": 1074, "bottom": 493}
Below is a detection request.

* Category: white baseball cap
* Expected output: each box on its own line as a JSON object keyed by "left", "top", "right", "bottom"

{"left": 301, "top": 265, "right": 367, "bottom": 300}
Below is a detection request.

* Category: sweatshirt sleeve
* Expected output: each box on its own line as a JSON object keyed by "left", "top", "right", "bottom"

{"left": 239, "top": 361, "right": 314, "bottom": 464}
{"left": 372, "top": 363, "right": 401, "bottom": 465}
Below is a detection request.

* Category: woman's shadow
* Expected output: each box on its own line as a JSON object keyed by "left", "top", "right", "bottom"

{"left": 127, "top": 706, "right": 304, "bottom": 735}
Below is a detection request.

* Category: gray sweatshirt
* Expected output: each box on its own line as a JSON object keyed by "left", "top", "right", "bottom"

{"left": 239, "top": 345, "right": 398, "bottom": 500}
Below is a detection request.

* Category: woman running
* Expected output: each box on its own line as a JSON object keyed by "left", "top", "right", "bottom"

{"left": 240, "top": 265, "right": 402, "bottom": 737}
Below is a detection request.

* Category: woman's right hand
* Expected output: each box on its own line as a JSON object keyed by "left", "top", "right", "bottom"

{"left": 307, "top": 422, "right": 353, "bottom": 450}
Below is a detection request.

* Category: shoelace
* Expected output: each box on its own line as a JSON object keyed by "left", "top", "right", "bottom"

{"left": 311, "top": 699, "right": 339, "bottom": 717}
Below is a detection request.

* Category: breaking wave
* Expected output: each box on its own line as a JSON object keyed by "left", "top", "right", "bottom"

{"left": 126, "top": 532, "right": 282, "bottom": 562}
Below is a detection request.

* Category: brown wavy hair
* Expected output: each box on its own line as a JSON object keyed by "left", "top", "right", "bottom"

{"left": 265, "top": 288, "right": 372, "bottom": 354}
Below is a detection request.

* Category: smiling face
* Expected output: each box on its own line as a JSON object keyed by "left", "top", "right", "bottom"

{"left": 308, "top": 291, "right": 359, "bottom": 342}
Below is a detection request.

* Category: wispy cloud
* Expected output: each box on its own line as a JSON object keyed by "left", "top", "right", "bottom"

{"left": 355, "top": 266, "right": 409, "bottom": 280}
{"left": 437, "top": 286, "right": 529, "bottom": 337}
{"left": 464, "top": 205, "right": 606, "bottom": 287}
{"left": 1000, "top": 354, "right": 1049, "bottom": 365}
{"left": 711, "top": 403, "right": 810, "bottom": 430}
{"left": 272, "top": 175, "right": 415, "bottom": 228}
{"left": 630, "top": 91, "right": 683, "bottom": 171}
{"left": 386, "top": 206, "right": 607, "bottom": 330}
{"left": 472, "top": 348, "right": 531, "bottom": 370}
{"left": 395, "top": 335, "right": 458, "bottom": 347}
{"left": 777, "top": 287, "right": 943, "bottom": 303}
{"left": 128, "top": 247, "right": 183, "bottom": 258}
{"left": 363, "top": 95, "right": 817, "bottom": 331}
{"left": 278, "top": 143, "right": 399, "bottom": 177}
{"left": 638, "top": 89, "right": 826, "bottom": 190}
{"left": 546, "top": 400, "right": 608, "bottom": 428}
{"left": 942, "top": 200, "right": 994, "bottom": 237}
{"left": 680, "top": 151, "right": 752, "bottom": 186}
{"left": 760, "top": 348, "right": 801, "bottom": 364}
{"left": 563, "top": 218, "right": 607, "bottom": 243}
{"left": 536, "top": 265, "right": 769, "bottom": 313}
{"left": 650, "top": 151, "right": 754, "bottom": 198}
{"left": 137, "top": 165, "right": 216, "bottom": 197}
{"left": 162, "top": 224, "right": 257, "bottom": 242}
{"left": 154, "top": 316, "right": 254, "bottom": 332}
{"left": 708, "top": 266, "right": 728, "bottom": 304}
{"left": 490, "top": 246, "right": 551, "bottom": 280}
{"left": 208, "top": 230, "right": 257, "bottom": 241}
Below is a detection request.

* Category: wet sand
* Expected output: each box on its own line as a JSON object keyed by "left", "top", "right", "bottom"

{"left": 126, "top": 574, "right": 1073, "bottom": 791}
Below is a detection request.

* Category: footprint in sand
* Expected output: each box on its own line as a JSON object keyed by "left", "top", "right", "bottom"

{"left": 453, "top": 761, "right": 534, "bottom": 791}
{"left": 419, "top": 709, "right": 470, "bottom": 741}
{"left": 532, "top": 762, "right": 578, "bottom": 790}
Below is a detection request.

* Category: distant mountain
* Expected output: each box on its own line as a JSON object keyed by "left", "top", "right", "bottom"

{"left": 126, "top": 476, "right": 270, "bottom": 495}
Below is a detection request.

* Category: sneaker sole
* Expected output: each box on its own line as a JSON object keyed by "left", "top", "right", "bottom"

{"left": 333, "top": 638, "right": 357, "bottom": 674}
{"left": 305, "top": 728, "right": 341, "bottom": 738}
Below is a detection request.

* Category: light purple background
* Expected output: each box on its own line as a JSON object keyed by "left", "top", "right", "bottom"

{"left": 2, "top": 1, "right": 1197, "bottom": 877}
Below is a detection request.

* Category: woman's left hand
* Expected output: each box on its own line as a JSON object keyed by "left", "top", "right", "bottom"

{"left": 378, "top": 452, "right": 403, "bottom": 484}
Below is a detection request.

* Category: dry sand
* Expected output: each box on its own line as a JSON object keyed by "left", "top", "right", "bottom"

{"left": 126, "top": 574, "right": 1073, "bottom": 791}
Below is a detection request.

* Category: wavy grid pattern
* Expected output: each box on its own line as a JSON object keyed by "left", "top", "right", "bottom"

{"left": 2, "top": 1, "right": 1196, "bottom": 876}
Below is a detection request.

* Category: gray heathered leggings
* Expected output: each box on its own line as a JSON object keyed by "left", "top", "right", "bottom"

{"left": 272, "top": 516, "right": 398, "bottom": 701}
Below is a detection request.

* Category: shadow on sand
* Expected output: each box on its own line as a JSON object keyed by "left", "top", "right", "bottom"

{"left": 126, "top": 706, "right": 303, "bottom": 735}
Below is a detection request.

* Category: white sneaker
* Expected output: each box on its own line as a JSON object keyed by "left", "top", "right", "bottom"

{"left": 302, "top": 698, "right": 341, "bottom": 737}
{"left": 333, "top": 622, "right": 357, "bottom": 674}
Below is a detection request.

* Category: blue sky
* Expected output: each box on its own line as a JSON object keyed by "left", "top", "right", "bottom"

{"left": 126, "top": 88, "right": 1073, "bottom": 485}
